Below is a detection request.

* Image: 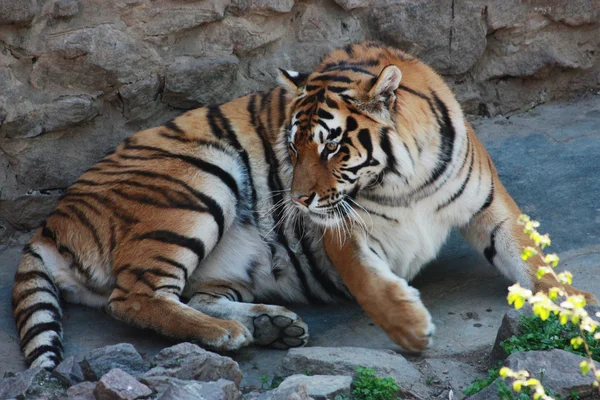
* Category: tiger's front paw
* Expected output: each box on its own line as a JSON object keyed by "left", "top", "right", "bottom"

{"left": 375, "top": 285, "right": 435, "bottom": 352}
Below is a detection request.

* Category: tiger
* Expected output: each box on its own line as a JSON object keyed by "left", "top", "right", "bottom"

{"left": 12, "top": 41, "right": 597, "bottom": 370}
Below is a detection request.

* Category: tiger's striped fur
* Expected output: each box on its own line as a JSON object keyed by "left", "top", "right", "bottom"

{"left": 13, "top": 42, "right": 596, "bottom": 370}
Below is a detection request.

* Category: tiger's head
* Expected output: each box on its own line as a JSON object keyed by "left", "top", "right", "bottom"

{"left": 278, "top": 46, "right": 411, "bottom": 228}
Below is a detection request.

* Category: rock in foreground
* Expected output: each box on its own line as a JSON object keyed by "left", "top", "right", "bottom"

{"left": 158, "top": 379, "right": 240, "bottom": 400}
{"left": 94, "top": 368, "right": 153, "bottom": 400}
{"left": 281, "top": 346, "right": 430, "bottom": 398}
{"left": 467, "top": 349, "right": 600, "bottom": 399}
{"left": 80, "top": 343, "right": 148, "bottom": 381}
{"left": 277, "top": 374, "right": 352, "bottom": 399}
{"left": 143, "top": 342, "right": 243, "bottom": 387}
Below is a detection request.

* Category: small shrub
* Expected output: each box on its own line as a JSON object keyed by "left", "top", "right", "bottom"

{"left": 464, "top": 364, "right": 501, "bottom": 396}
{"left": 502, "top": 313, "right": 600, "bottom": 362}
{"left": 352, "top": 367, "right": 400, "bottom": 400}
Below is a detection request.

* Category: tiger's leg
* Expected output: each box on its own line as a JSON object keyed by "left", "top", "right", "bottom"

{"left": 323, "top": 230, "right": 435, "bottom": 352}
{"left": 187, "top": 281, "right": 309, "bottom": 349}
{"left": 106, "top": 200, "right": 254, "bottom": 350}
{"left": 107, "top": 248, "right": 253, "bottom": 350}
{"left": 460, "top": 157, "right": 598, "bottom": 304}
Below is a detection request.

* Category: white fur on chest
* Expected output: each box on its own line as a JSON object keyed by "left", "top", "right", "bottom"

{"left": 362, "top": 201, "right": 454, "bottom": 281}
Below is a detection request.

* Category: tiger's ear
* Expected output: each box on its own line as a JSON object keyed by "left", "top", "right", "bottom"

{"left": 277, "top": 69, "right": 309, "bottom": 93}
{"left": 368, "top": 65, "right": 402, "bottom": 101}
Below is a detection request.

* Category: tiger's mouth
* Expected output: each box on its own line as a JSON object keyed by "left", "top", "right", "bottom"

{"left": 304, "top": 200, "right": 350, "bottom": 226}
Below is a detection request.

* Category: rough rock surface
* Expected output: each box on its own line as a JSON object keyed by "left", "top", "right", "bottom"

{"left": 0, "top": 367, "right": 50, "bottom": 399}
{"left": 67, "top": 381, "right": 97, "bottom": 400}
{"left": 468, "top": 350, "right": 600, "bottom": 399}
{"left": 80, "top": 343, "right": 148, "bottom": 381}
{"left": 94, "top": 368, "right": 153, "bottom": 400}
{"left": 0, "top": 0, "right": 599, "bottom": 237}
{"left": 281, "top": 346, "right": 431, "bottom": 397}
{"left": 419, "top": 359, "right": 479, "bottom": 399}
{"left": 505, "top": 350, "right": 600, "bottom": 398}
{"left": 277, "top": 374, "right": 352, "bottom": 399}
{"left": 52, "top": 356, "right": 85, "bottom": 387}
{"left": 158, "top": 379, "right": 241, "bottom": 400}
{"left": 245, "top": 384, "right": 314, "bottom": 400}
{"left": 143, "top": 342, "right": 243, "bottom": 387}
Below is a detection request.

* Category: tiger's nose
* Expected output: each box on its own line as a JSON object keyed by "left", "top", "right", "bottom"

{"left": 294, "top": 193, "right": 316, "bottom": 207}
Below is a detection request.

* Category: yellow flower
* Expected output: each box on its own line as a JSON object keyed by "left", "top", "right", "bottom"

{"left": 536, "top": 267, "right": 550, "bottom": 279}
{"left": 521, "top": 246, "right": 538, "bottom": 260}
{"left": 544, "top": 254, "right": 559, "bottom": 267}
{"left": 507, "top": 284, "right": 532, "bottom": 309}
{"left": 570, "top": 336, "right": 584, "bottom": 349}
{"left": 525, "top": 378, "right": 540, "bottom": 386}
{"left": 557, "top": 271, "right": 573, "bottom": 285}
{"left": 532, "top": 303, "right": 551, "bottom": 320}
{"left": 538, "top": 234, "right": 551, "bottom": 248}
{"left": 580, "top": 360, "right": 590, "bottom": 375}
{"left": 513, "top": 380, "right": 523, "bottom": 392}
{"left": 548, "top": 287, "right": 561, "bottom": 301}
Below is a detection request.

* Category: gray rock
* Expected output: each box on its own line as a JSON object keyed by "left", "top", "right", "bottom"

{"left": 118, "top": 75, "right": 162, "bottom": 121}
{"left": 138, "top": 376, "right": 191, "bottom": 398}
{"left": 468, "top": 350, "right": 600, "bottom": 399}
{"left": 480, "top": 0, "right": 600, "bottom": 32}
{"left": 277, "top": 375, "right": 352, "bottom": 399}
{"left": 162, "top": 56, "right": 240, "bottom": 109}
{"left": 52, "top": 356, "right": 84, "bottom": 387}
{"left": 473, "top": 30, "right": 596, "bottom": 81}
{"left": 0, "top": 367, "right": 48, "bottom": 399}
{"left": 30, "top": 25, "right": 161, "bottom": 93}
{"left": 157, "top": 379, "right": 240, "bottom": 400}
{"left": 420, "top": 359, "right": 478, "bottom": 399}
{"left": 248, "top": 384, "right": 313, "bottom": 400}
{"left": 0, "top": 0, "right": 39, "bottom": 24}
{"left": 464, "top": 380, "right": 500, "bottom": 400}
{"left": 0, "top": 95, "right": 99, "bottom": 139}
{"left": 143, "top": 343, "right": 243, "bottom": 387}
{"left": 280, "top": 347, "right": 430, "bottom": 398}
{"left": 0, "top": 191, "right": 61, "bottom": 231}
{"left": 67, "top": 381, "right": 97, "bottom": 400}
{"left": 80, "top": 343, "right": 148, "bottom": 381}
{"left": 139, "top": 2, "right": 227, "bottom": 37}
{"left": 295, "top": 4, "right": 363, "bottom": 44}
{"left": 368, "top": 0, "right": 487, "bottom": 75}
{"left": 490, "top": 307, "right": 533, "bottom": 362}
{"left": 224, "top": 15, "right": 290, "bottom": 54}
{"left": 228, "top": 0, "right": 295, "bottom": 16}
{"left": 53, "top": 0, "right": 79, "bottom": 19}
{"left": 504, "top": 350, "right": 600, "bottom": 398}
{"left": 94, "top": 368, "right": 152, "bottom": 400}
{"left": 332, "top": 0, "right": 369, "bottom": 11}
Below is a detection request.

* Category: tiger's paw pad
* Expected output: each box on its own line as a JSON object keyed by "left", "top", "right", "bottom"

{"left": 252, "top": 314, "right": 309, "bottom": 349}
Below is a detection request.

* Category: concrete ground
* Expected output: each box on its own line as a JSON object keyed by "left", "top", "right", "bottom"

{"left": 1, "top": 95, "right": 599, "bottom": 390}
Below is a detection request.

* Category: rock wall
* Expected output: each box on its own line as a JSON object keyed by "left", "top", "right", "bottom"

{"left": 1, "top": 0, "right": 599, "bottom": 240}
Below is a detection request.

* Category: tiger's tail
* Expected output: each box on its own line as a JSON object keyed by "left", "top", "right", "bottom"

{"left": 12, "top": 242, "right": 63, "bottom": 369}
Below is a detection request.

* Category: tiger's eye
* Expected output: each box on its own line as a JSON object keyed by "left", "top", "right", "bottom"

{"left": 326, "top": 142, "right": 338, "bottom": 152}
